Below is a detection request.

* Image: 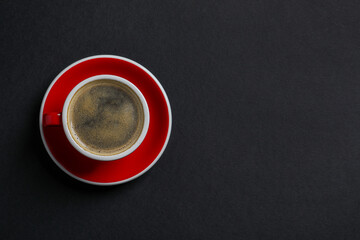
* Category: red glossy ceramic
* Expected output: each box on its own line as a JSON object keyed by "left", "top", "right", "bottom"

{"left": 39, "top": 55, "right": 172, "bottom": 185}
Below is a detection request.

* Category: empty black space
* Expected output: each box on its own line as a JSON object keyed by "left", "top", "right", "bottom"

{"left": 1, "top": 1, "right": 360, "bottom": 239}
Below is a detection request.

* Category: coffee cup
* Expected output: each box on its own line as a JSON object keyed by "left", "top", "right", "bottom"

{"left": 43, "top": 74, "right": 150, "bottom": 161}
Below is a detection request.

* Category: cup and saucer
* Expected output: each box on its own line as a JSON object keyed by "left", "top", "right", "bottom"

{"left": 39, "top": 55, "right": 172, "bottom": 185}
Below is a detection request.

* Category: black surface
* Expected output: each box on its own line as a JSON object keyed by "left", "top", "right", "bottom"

{"left": 2, "top": 0, "right": 360, "bottom": 239}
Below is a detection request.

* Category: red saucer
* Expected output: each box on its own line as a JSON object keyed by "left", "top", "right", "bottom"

{"left": 39, "top": 55, "right": 172, "bottom": 185}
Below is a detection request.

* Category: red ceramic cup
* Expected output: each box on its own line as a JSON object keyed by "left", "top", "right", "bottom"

{"left": 44, "top": 74, "right": 150, "bottom": 161}
{"left": 39, "top": 55, "right": 172, "bottom": 185}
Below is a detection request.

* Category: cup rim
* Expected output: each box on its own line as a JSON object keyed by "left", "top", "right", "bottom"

{"left": 62, "top": 74, "right": 150, "bottom": 161}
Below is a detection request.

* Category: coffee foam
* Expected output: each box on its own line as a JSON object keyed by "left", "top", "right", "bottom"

{"left": 67, "top": 80, "right": 144, "bottom": 156}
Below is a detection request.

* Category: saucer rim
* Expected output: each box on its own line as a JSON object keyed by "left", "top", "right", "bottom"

{"left": 39, "top": 55, "right": 172, "bottom": 186}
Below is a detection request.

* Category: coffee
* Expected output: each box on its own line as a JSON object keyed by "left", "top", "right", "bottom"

{"left": 67, "top": 79, "right": 144, "bottom": 156}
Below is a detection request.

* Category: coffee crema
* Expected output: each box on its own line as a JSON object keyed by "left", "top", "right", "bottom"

{"left": 67, "top": 79, "right": 144, "bottom": 156}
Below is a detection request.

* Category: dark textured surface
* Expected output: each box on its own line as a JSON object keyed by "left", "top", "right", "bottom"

{"left": 1, "top": 0, "right": 360, "bottom": 239}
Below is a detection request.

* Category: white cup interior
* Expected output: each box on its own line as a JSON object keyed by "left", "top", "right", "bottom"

{"left": 62, "top": 74, "right": 150, "bottom": 161}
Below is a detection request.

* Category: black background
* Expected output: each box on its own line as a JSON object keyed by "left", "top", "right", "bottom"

{"left": 1, "top": 0, "right": 360, "bottom": 239}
